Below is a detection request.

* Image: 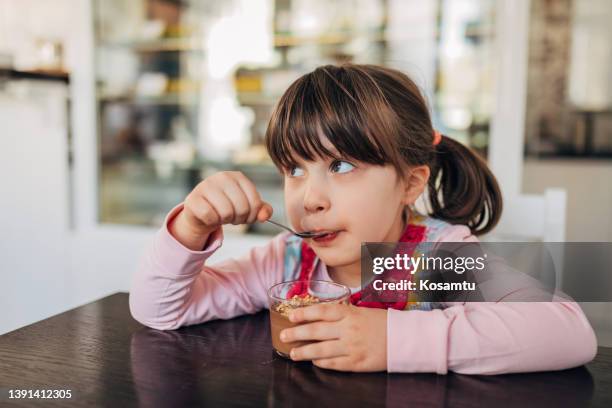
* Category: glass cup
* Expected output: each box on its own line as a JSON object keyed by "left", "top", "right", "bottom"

{"left": 267, "top": 280, "right": 351, "bottom": 358}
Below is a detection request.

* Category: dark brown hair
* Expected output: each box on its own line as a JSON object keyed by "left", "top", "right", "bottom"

{"left": 265, "top": 64, "right": 502, "bottom": 235}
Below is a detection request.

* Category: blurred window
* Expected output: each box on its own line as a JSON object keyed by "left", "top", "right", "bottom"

{"left": 94, "top": 0, "right": 497, "bottom": 230}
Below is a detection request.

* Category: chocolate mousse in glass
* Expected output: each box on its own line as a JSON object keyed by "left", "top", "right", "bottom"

{"left": 267, "top": 280, "right": 351, "bottom": 358}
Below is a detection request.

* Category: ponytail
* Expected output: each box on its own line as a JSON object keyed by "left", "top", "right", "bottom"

{"left": 427, "top": 135, "right": 503, "bottom": 236}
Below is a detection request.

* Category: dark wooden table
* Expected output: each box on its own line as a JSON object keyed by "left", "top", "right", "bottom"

{"left": 1, "top": 293, "right": 611, "bottom": 407}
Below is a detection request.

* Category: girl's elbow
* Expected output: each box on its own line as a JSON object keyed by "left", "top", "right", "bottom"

{"left": 128, "top": 291, "right": 182, "bottom": 331}
{"left": 131, "top": 312, "right": 182, "bottom": 331}
{"left": 575, "top": 322, "right": 598, "bottom": 366}
{"left": 559, "top": 302, "right": 599, "bottom": 367}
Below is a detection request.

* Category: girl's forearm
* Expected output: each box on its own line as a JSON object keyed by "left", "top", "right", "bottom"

{"left": 387, "top": 301, "right": 597, "bottom": 375}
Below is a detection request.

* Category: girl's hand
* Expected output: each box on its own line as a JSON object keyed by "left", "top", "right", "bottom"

{"left": 280, "top": 304, "right": 388, "bottom": 372}
{"left": 170, "top": 171, "right": 273, "bottom": 251}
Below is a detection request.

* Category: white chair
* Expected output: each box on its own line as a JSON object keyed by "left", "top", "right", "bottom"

{"left": 483, "top": 188, "right": 567, "bottom": 242}
{"left": 482, "top": 188, "right": 567, "bottom": 290}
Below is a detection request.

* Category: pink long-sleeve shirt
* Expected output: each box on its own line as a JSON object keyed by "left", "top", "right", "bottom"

{"left": 129, "top": 204, "right": 598, "bottom": 375}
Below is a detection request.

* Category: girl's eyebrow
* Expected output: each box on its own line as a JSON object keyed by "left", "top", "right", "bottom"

{"left": 285, "top": 143, "right": 348, "bottom": 167}
{"left": 318, "top": 145, "right": 343, "bottom": 161}
{"left": 327, "top": 149, "right": 342, "bottom": 159}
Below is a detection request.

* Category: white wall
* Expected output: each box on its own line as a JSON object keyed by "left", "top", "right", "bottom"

{"left": 0, "top": 0, "right": 86, "bottom": 335}
{"left": 0, "top": 81, "right": 72, "bottom": 334}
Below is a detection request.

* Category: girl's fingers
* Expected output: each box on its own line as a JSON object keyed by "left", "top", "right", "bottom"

{"left": 186, "top": 194, "right": 220, "bottom": 228}
{"left": 312, "top": 356, "right": 355, "bottom": 372}
{"left": 202, "top": 188, "right": 235, "bottom": 224}
{"left": 289, "top": 340, "right": 346, "bottom": 361}
{"left": 281, "top": 321, "right": 341, "bottom": 343}
{"left": 220, "top": 178, "right": 251, "bottom": 225}
{"left": 256, "top": 202, "right": 273, "bottom": 222}
{"left": 233, "top": 174, "right": 263, "bottom": 224}
{"left": 288, "top": 303, "right": 349, "bottom": 323}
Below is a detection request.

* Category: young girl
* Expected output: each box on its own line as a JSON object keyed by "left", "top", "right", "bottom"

{"left": 130, "top": 64, "right": 597, "bottom": 374}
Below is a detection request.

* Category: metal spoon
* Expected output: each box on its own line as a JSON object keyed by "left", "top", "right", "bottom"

{"left": 265, "top": 219, "right": 329, "bottom": 238}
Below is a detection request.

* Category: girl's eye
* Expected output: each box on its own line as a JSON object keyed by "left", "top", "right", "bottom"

{"left": 288, "top": 166, "right": 305, "bottom": 177}
{"left": 330, "top": 160, "right": 355, "bottom": 174}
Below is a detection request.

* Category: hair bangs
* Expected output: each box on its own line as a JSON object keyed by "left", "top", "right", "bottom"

{"left": 266, "top": 67, "right": 392, "bottom": 171}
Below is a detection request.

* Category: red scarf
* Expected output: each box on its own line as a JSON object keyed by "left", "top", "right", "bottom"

{"left": 286, "top": 222, "right": 427, "bottom": 310}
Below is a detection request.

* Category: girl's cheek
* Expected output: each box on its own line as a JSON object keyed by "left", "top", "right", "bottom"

{"left": 284, "top": 189, "right": 303, "bottom": 225}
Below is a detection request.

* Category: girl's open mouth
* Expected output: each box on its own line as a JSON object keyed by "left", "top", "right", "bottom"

{"left": 312, "top": 231, "right": 340, "bottom": 243}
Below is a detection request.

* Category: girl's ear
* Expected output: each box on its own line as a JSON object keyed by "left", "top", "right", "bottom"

{"left": 401, "top": 165, "right": 430, "bottom": 205}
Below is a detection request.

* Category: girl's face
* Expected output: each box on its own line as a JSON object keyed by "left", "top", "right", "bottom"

{"left": 283, "top": 138, "right": 414, "bottom": 269}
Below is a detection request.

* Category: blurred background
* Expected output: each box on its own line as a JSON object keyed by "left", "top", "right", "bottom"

{"left": 0, "top": 0, "right": 610, "bottom": 343}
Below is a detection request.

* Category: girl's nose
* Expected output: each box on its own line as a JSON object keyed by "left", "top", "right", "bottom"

{"left": 303, "top": 179, "right": 330, "bottom": 213}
